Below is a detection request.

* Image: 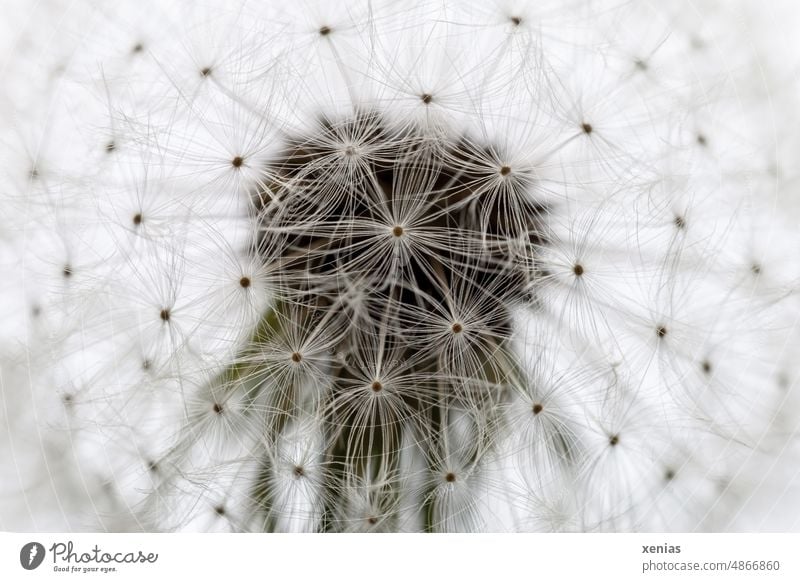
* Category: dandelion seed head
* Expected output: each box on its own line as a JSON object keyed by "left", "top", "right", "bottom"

{"left": 2, "top": 0, "right": 799, "bottom": 534}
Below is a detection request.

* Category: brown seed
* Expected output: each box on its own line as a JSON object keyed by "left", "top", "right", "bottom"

{"left": 532, "top": 403, "right": 543, "bottom": 415}
{"left": 392, "top": 225, "right": 404, "bottom": 237}
{"left": 451, "top": 322, "right": 463, "bottom": 334}
{"left": 239, "top": 276, "right": 251, "bottom": 288}
{"left": 445, "top": 472, "right": 456, "bottom": 483}
{"left": 581, "top": 123, "right": 593, "bottom": 134}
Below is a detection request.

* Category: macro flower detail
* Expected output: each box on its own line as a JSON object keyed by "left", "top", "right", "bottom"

{"left": 1, "top": 0, "right": 799, "bottom": 533}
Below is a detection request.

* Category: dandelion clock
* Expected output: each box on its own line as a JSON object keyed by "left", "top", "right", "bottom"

{"left": 1, "top": 0, "right": 800, "bottom": 533}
